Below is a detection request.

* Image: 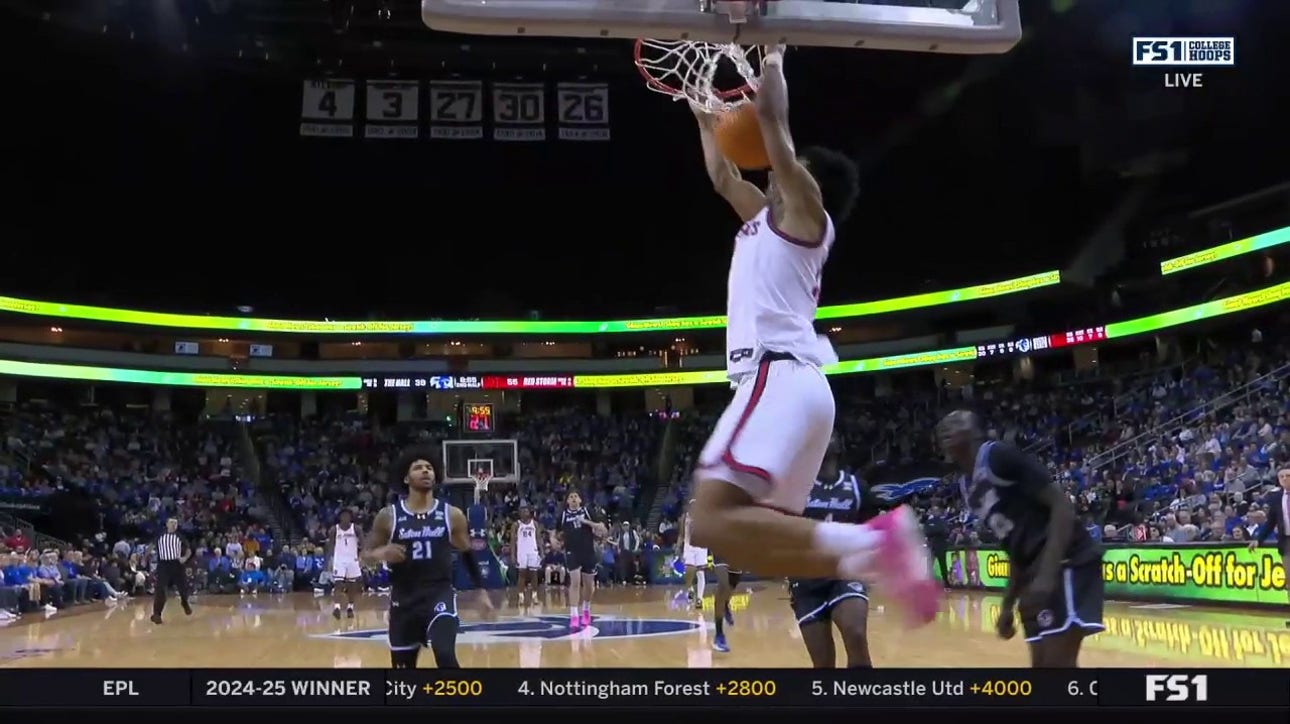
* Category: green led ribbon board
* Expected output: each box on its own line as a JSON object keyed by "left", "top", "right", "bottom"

{"left": 0, "top": 280, "right": 1285, "bottom": 389}
{"left": 1159, "top": 225, "right": 1290, "bottom": 275}
{"left": 0, "top": 270, "right": 1061, "bottom": 335}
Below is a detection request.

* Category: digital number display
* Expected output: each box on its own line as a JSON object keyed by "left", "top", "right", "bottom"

{"left": 465, "top": 403, "right": 494, "bottom": 433}
{"left": 975, "top": 326, "right": 1107, "bottom": 359}
{"left": 359, "top": 375, "right": 575, "bottom": 390}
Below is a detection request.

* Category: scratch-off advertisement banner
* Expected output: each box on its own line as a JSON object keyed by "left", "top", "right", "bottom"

{"left": 939, "top": 545, "right": 1287, "bottom": 606}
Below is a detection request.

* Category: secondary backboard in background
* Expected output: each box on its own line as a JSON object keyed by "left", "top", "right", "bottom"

{"left": 442, "top": 439, "right": 519, "bottom": 485}
{"left": 422, "top": 0, "right": 1022, "bottom": 54}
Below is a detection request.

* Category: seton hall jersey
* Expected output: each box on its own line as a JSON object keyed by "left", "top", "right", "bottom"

{"left": 802, "top": 471, "right": 880, "bottom": 525}
{"left": 726, "top": 206, "right": 839, "bottom": 379}
{"left": 387, "top": 498, "right": 454, "bottom": 597}
{"left": 963, "top": 441, "right": 1100, "bottom": 570}
{"left": 559, "top": 507, "right": 596, "bottom": 553}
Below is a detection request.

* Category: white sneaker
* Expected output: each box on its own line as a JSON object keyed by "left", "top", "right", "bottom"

{"left": 43, "top": 603, "right": 58, "bottom": 614}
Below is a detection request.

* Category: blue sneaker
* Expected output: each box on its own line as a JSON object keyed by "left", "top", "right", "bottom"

{"left": 712, "top": 632, "right": 729, "bottom": 653}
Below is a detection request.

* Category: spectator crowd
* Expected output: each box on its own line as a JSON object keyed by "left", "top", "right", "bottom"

{"left": 3, "top": 332, "right": 1289, "bottom": 620}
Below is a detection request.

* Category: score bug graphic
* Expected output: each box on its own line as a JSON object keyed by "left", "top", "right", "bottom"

{"left": 1132, "top": 37, "right": 1235, "bottom": 89}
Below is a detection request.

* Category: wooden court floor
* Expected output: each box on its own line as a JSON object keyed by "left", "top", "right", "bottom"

{"left": 2, "top": 584, "right": 1288, "bottom": 668}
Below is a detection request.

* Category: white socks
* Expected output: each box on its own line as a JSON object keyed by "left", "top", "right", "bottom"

{"left": 695, "top": 574, "right": 706, "bottom": 602}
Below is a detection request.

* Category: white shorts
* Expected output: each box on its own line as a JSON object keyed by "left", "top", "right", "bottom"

{"left": 332, "top": 559, "right": 362, "bottom": 581}
{"left": 516, "top": 551, "right": 542, "bottom": 570}
{"left": 683, "top": 546, "right": 710, "bottom": 568}
{"left": 696, "top": 358, "right": 835, "bottom": 514}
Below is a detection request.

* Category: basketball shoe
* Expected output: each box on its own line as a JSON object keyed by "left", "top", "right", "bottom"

{"left": 844, "top": 506, "right": 940, "bottom": 627}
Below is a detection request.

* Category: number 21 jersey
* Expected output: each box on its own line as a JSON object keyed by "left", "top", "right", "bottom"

{"left": 388, "top": 498, "right": 454, "bottom": 600}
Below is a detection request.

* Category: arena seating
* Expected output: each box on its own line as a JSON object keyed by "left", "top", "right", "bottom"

{"left": 2, "top": 327, "right": 1289, "bottom": 616}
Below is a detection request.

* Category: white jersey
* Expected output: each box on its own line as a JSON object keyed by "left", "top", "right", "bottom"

{"left": 515, "top": 520, "right": 539, "bottom": 556}
{"left": 725, "top": 206, "right": 839, "bottom": 379}
{"left": 333, "top": 523, "right": 359, "bottom": 563}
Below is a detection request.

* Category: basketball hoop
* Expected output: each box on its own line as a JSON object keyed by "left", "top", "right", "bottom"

{"left": 633, "top": 0, "right": 767, "bottom": 113}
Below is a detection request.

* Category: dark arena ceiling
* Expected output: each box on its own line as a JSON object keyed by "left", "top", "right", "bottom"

{"left": 1, "top": 0, "right": 1287, "bottom": 319}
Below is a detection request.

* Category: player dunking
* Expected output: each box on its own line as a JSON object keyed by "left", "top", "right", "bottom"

{"left": 328, "top": 509, "right": 362, "bottom": 620}
{"left": 554, "top": 490, "right": 607, "bottom": 630}
{"left": 509, "top": 504, "right": 544, "bottom": 606}
{"left": 678, "top": 502, "right": 710, "bottom": 608}
{"left": 686, "top": 46, "right": 938, "bottom": 623}
{"left": 363, "top": 446, "right": 493, "bottom": 668}
{"left": 789, "top": 434, "right": 881, "bottom": 667}
{"left": 937, "top": 410, "right": 1105, "bottom": 667}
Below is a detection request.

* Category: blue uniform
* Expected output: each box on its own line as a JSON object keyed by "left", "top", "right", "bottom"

{"left": 963, "top": 441, "right": 1104, "bottom": 642}
{"left": 789, "top": 470, "right": 879, "bottom": 626}
{"left": 386, "top": 497, "right": 458, "bottom": 650}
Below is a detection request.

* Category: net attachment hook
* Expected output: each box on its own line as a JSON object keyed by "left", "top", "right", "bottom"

{"left": 700, "top": 0, "right": 768, "bottom": 25}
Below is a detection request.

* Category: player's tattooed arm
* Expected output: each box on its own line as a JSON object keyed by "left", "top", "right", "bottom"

{"left": 361, "top": 506, "right": 403, "bottom": 566}
{"left": 753, "top": 46, "right": 827, "bottom": 234}
{"left": 692, "top": 104, "right": 765, "bottom": 222}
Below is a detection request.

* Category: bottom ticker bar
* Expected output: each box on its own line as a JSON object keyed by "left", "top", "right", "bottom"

{"left": 0, "top": 669, "right": 1286, "bottom": 708}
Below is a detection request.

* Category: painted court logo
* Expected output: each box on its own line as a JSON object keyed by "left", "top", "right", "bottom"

{"left": 313, "top": 615, "right": 702, "bottom": 645}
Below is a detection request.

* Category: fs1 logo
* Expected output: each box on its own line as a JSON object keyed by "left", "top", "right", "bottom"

{"left": 1145, "top": 674, "right": 1209, "bottom": 702}
{"left": 1133, "top": 37, "right": 1234, "bottom": 89}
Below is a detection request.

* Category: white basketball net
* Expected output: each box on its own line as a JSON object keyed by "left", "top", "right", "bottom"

{"left": 472, "top": 471, "right": 491, "bottom": 503}
{"left": 635, "top": 40, "right": 764, "bottom": 114}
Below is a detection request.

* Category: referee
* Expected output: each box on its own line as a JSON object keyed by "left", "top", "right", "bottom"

{"left": 152, "top": 518, "right": 193, "bottom": 624}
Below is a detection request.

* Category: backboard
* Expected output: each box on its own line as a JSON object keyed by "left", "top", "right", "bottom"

{"left": 422, "top": 0, "right": 1022, "bottom": 54}
{"left": 442, "top": 438, "right": 520, "bottom": 485}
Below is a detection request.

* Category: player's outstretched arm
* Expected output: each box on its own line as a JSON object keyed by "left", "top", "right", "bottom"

{"left": 753, "top": 47, "right": 827, "bottom": 236}
{"left": 693, "top": 105, "right": 765, "bottom": 222}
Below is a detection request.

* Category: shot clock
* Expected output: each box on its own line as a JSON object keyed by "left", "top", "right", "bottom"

{"left": 464, "top": 403, "right": 495, "bottom": 434}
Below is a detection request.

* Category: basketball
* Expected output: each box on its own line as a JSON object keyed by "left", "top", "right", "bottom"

{"left": 714, "top": 103, "right": 771, "bottom": 171}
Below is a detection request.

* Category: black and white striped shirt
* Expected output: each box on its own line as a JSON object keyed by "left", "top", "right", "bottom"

{"left": 157, "top": 532, "right": 185, "bottom": 562}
